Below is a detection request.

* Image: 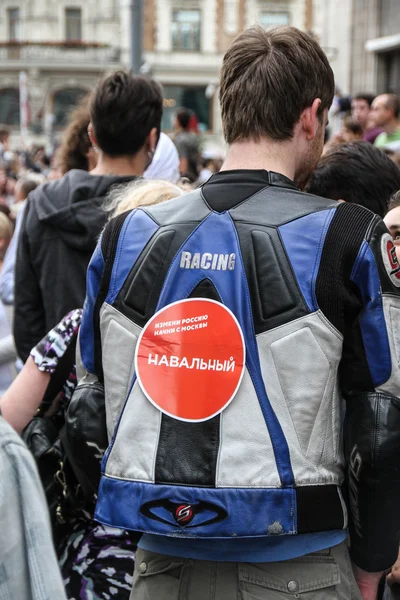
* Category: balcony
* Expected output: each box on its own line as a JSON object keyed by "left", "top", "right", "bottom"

{"left": 145, "top": 50, "right": 223, "bottom": 85}
{"left": 0, "top": 42, "right": 121, "bottom": 71}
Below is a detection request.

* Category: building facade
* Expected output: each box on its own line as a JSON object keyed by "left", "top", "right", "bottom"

{"left": 350, "top": 0, "right": 400, "bottom": 96}
{"left": 0, "top": 0, "right": 122, "bottom": 144}
{"left": 142, "top": 0, "right": 307, "bottom": 141}
{"left": 0, "top": 0, "right": 315, "bottom": 146}
{"left": 312, "top": 0, "right": 352, "bottom": 95}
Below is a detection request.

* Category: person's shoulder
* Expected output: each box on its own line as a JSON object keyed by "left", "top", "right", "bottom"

{"left": 143, "top": 188, "right": 209, "bottom": 226}
{"left": 323, "top": 200, "right": 379, "bottom": 250}
{"left": 284, "top": 187, "right": 339, "bottom": 212}
{"left": 108, "top": 187, "right": 206, "bottom": 228}
{"left": 0, "top": 418, "right": 48, "bottom": 505}
{"left": 374, "top": 132, "right": 387, "bottom": 147}
{"left": 28, "top": 170, "right": 75, "bottom": 199}
{"left": 102, "top": 188, "right": 208, "bottom": 251}
{"left": 0, "top": 417, "right": 30, "bottom": 462}
{"left": 22, "top": 173, "right": 71, "bottom": 220}
{"left": 25, "top": 169, "right": 100, "bottom": 209}
{"left": 291, "top": 191, "right": 377, "bottom": 238}
{"left": 265, "top": 184, "right": 335, "bottom": 217}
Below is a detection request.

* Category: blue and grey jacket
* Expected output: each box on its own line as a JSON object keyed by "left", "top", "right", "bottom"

{"left": 75, "top": 170, "right": 400, "bottom": 572}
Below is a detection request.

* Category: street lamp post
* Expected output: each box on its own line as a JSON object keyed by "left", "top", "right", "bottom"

{"left": 130, "top": 0, "right": 144, "bottom": 73}
{"left": 19, "top": 71, "right": 28, "bottom": 148}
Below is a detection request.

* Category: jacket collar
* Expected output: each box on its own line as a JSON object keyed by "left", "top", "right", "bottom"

{"left": 202, "top": 169, "right": 298, "bottom": 213}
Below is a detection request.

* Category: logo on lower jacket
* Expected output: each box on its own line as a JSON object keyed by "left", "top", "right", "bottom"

{"left": 174, "top": 504, "right": 194, "bottom": 526}
{"left": 140, "top": 499, "right": 227, "bottom": 528}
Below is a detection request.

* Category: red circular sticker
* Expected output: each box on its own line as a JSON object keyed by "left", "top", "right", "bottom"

{"left": 135, "top": 299, "right": 245, "bottom": 422}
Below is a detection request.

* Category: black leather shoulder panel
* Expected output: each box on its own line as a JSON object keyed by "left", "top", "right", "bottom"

{"left": 143, "top": 188, "right": 210, "bottom": 226}
{"left": 231, "top": 186, "right": 338, "bottom": 227}
{"left": 113, "top": 223, "right": 198, "bottom": 327}
{"left": 234, "top": 222, "right": 309, "bottom": 333}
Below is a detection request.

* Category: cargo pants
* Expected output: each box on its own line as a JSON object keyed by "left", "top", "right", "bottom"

{"left": 130, "top": 539, "right": 363, "bottom": 599}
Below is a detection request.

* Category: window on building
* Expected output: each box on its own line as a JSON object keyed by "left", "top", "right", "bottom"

{"left": 53, "top": 87, "right": 87, "bottom": 127}
{"left": 380, "top": 51, "right": 400, "bottom": 96}
{"left": 0, "top": 89, "right": 20, "bottom": 126}
{"left": 172, "top": 9, "right": 201, "bottom": 52}
{"left": 8, "top": 7, "right": 22, "bottom": 41}
{"left": 161, "top": 85, "right": 211, "bottom": 132}
{"left": 259, "top": 12, "right": 290, "bottom": 27}
{"left": 65, "top": 8, "right": 82, "bottom": 42}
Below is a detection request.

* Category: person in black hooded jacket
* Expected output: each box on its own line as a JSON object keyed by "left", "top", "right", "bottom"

{"left": 14, "top": 71, "right": 163, "bottom": 362}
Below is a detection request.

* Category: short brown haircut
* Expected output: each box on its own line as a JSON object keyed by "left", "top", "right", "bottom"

{"left": 220, "top": 26, "right": 334, "bottom": 144}
{"left": 90, "top": 71, "right": 163, "bottom": 157}
{"left": 353, "top": 93, "right": 375, "bottom": 107}
{"left": 388, "top": 189, "right": 400, "bottom": 214}
{"left": 385, "top": 94, "right": 400, "bottom": 119}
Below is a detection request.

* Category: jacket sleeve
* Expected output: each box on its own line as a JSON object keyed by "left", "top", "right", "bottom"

{"left": 75, "top": 209, "right": 135, "bottom": 389}
{"left": 0, "top": 419, "right": 67, "bottom": 599}
{"left": 342, "top": 217, "right": 400, "bottom": 572}
{"left": 76, "top": 237, "right": 105, "bottom": 382}
{"left": 13, "top": 199, "right": 46, "bottom": 362}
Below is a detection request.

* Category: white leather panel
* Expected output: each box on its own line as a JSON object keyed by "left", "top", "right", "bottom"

{"left": 100, "top": 304, "right": 141, "bottom": 438}
{"left": 105, "top": 379, "right": 161, "bottom": 482}
{"left": 257, "top": 311, "right": 345, "bottom": 485}
{"left": 217, "top": 369, "right": 280, "bottom": 487}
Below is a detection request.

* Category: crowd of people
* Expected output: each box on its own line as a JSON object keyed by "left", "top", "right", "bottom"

{"left": 1, "top": 23, "right": 400, "bottom": 600}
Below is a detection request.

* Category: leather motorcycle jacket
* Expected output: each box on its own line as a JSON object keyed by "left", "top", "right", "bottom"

{"left": 73, "top": 170, "right": 400, "bottom": 572}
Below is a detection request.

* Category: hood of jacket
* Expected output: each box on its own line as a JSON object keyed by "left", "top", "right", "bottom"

{"left": 30, "top": 169, "right": 137, "bottom": 251}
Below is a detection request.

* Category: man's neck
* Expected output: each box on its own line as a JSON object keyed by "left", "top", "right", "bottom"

{"left": 384, "top": 119, "right": 400, "bottom": 136}
{"left": 220, "top": 140, "right": 296, "bottom": 181}
{"left": 90, "top": 153, "right": 145, "bottom": 177}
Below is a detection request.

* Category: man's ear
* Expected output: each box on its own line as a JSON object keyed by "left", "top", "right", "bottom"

{"left": 147, "top": 127, "right": 158, "bottom": 154}
{"left": 87, "top": 123, "right": 98, "bottom": 148}
{"left": 301, "top": 98, "right": 322, "bottom": 141}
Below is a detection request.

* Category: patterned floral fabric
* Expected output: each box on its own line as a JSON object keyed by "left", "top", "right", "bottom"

{"left": 30, "top": 308, "right": 81, "bottom": 405}
{"left": 30, "top": 309, "right": 83, "bottom": 374}
{"left": 58, "top": 518, "right": 136, "bottom": 600}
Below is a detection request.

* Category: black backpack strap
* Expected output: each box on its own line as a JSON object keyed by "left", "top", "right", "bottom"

{"left": 59, "top": 424, "right": 94, "bottom": 503}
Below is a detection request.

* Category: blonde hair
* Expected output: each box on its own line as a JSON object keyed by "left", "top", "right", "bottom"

{"left": 106, "top": 178, "right": 183, "bottom": 219}
{"left": 0, "top": 213, "right": 13, "bottom": 244}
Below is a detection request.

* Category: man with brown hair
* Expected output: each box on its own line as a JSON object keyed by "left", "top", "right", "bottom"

{"left": 372, "top": 93, "right": 400, "bottom": 149}
{"left": 76, "top": 26, "right": 400, "bottom": 600}
{"left": 14, "top": 71, "right": 163, "bottom": 362}
{"left": 351, "top": 93, "right": 382, "bottom": 143}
